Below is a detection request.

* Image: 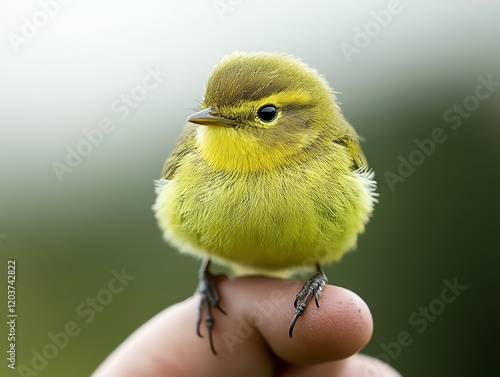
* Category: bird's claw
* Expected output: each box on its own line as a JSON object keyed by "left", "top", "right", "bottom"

{"left": 196, "top": 260, "right": 226, "bottom": 354}
{"left": 289, "top": 266, "right": 328, "bottom": 338}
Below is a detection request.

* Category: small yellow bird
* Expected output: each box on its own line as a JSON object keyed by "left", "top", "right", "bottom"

{"left": 153, "top": 51, "right": 377, "bottom": 353}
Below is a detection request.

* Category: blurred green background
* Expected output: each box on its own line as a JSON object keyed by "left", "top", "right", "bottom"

{"left": 1, "top": 1, "right": 499, "bottom": 376}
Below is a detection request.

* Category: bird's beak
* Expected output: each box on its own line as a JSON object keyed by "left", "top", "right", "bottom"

{"left": 186, "top": 108, "right": 236, "bottom": 127}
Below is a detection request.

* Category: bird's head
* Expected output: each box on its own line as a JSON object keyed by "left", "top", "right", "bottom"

{"left": 188, "top": 52, "right": 340, "bottom": 172}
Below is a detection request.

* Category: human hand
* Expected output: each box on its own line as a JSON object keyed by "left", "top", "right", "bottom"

{"left": 93, "top": 276, "right": 401, "bottom": 376}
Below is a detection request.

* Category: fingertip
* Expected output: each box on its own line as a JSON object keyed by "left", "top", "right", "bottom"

{"left": 222, "top": 277, "right": 373, "bottom": 365}
{"left": 280, "top": 284, "right": 373, "bottom": 364}
{"left": 301, "top": 285, "right": 373, "bottom": 360}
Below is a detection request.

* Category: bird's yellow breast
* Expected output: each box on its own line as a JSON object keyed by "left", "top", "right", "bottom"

{"left": 154, "top": 141, "right": 374, "bottom": 275}
{"left": 195, "top": 123, "right": 317, "bottom": 173}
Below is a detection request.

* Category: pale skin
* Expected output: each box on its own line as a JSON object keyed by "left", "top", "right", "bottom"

{"left": 93, "top": 277, "right": 401, "bottom": 377}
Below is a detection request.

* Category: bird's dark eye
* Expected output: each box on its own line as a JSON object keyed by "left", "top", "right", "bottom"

{"left": 257, "top": 105, "right": 278, "bottom": 122}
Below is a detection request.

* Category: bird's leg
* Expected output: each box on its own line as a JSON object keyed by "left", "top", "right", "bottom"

{"left": 196, "top": 258, "right": 226, "bottom": 354}
{"left": 289, "top": 263, "right": 328, "bottom": 337}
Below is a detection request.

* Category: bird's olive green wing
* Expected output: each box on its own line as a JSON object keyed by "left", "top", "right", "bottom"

{"left": 339, "top": 136, "right": 368, "bottom": 171}
{"left": 335, "top": 119, "right": 369, "bottom": 172}
{"left": 160, "top": 124, "right": 197, "bottom": 180}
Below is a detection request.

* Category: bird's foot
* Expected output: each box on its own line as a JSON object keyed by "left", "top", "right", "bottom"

{"left": 289, "top": 264, "right": 328, "bottom": 337}
{"left": 196, "top": 259, "right": 226, "bottom": 354}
